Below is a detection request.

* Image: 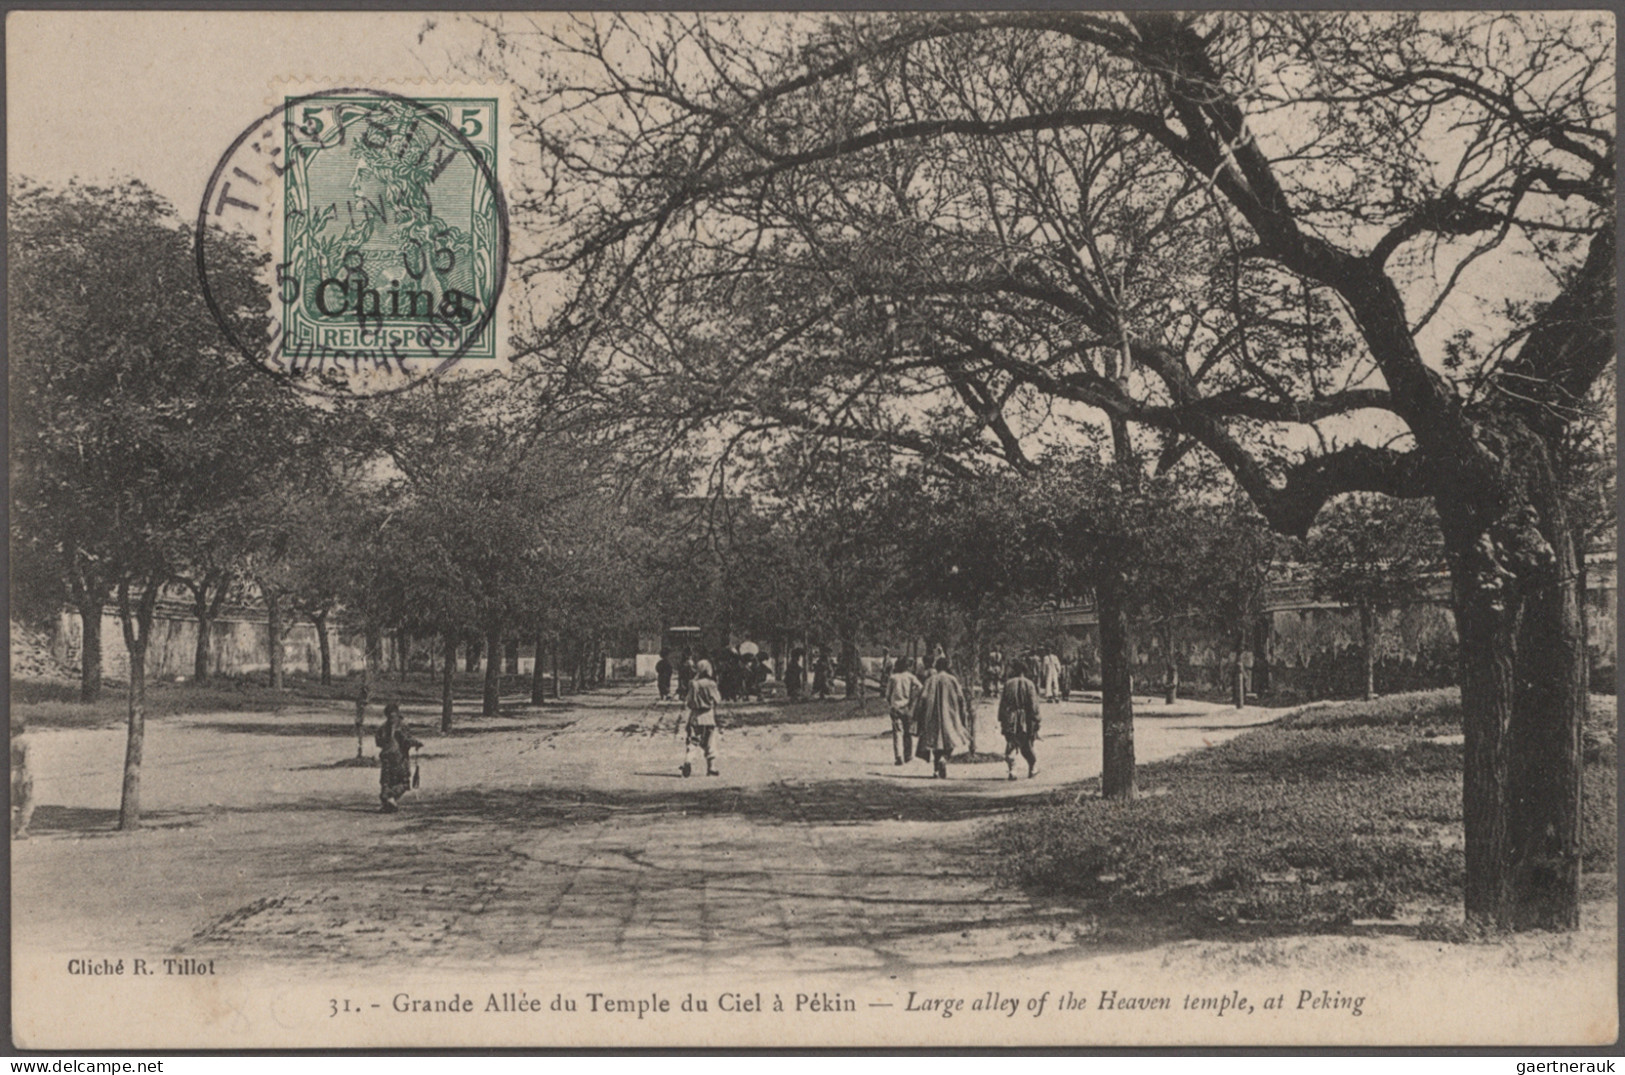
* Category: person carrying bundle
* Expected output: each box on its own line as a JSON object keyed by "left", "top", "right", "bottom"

{"left": 998, "top": 658, "right": 1042, "bottom": 781}
{"left": 375, "top": 703, "right": 422, "bottom": 813}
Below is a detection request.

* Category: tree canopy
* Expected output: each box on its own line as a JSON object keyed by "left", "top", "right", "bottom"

{"left": 463, "top": 10, "right": 1614, "bottom": 929}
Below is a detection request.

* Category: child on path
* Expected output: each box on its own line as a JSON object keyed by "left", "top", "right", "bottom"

{"left": 676, "top": 659, "right": 724, "bottom": 777}
{"left": 998, "top": 658, "right": 1042, "bottom": 780}
{"left": 374, "top": 703, "right": 422, "bottom": 813}
{"left": 884, "top": 657, "right": 922, "bottom": 765}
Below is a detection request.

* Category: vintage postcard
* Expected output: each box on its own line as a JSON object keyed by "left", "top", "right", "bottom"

{"left": 8, "top": 9, "right": 1617, "bottom": 1051}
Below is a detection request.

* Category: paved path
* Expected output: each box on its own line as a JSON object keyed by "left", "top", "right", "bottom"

{"left": 15, "top": 685, "right": 1280, "bottom": 975}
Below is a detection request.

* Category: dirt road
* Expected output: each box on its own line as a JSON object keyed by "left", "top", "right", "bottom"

{"left": 13, "top": 685, "right": 1614, "bottom": 1047}
{"left": 15, "top": 686, "right": 1275, "bottom": 973}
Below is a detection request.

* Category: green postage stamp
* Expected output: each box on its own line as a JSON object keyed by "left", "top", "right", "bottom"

{"left": 277, "top": 90, "right": 504, "bottom": 370}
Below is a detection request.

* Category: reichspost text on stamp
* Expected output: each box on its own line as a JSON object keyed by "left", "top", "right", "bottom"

{"left": 196, "top": 87, "right": 509, "bottom": 397}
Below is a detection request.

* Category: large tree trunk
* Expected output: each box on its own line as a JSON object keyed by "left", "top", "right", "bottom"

{"left": 314, "top": 611, "right": 332, "bottom": 686}
{"left": 1444, "top": 485, "right": 1585, "bottom": 930}
{"left": 265, "top": 588, "right": 284, "bottom": 691}
{"left": 531, "top": 629, "right": 547, "bottom": 705}
{"left": 1097, "top": 572, "right": 1136, "bottom": 800}
{"left": 76, "top": 595, "right": 105, "bottom": 703}
{"left": 1508, "top": 495, "right": 1587, "bottom": 930}
{"left": 441, "top": 633, "right": 456, "bottom": 732}
{"left": 1099, "top": 414, "right": 1138, "bottom": 798}
{"left": 1453, "top": 565, "right": 1519, "bottom": 928}
{"left": 482, "top": 624, "right": 502, "bottom": 717}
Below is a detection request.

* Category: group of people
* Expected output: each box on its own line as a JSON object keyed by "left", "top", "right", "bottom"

{"left": 981, "top": 646, "right": 1075, "bottom": 704}
{"left": 656, "top": 648, "right": 775, "bottom": 705}
{"left": 882, "top": 655, "right": 1043, "bottom": 781}
{"left": 784, "top": 647, "right": 838, "bottom": 701}
{"left": 358, "top": 642, "right": 1068, "bottom": 810}
{"left": 655, "top": 645, "right": 853, "bottom": 706}
{"left": 662, "top": 642, "right": 1063, "bottom": 783}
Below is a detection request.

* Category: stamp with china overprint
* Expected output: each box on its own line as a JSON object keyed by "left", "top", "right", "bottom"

{"left": 281, "top": 92, "right": 501, "bottom": 364}
{"left": 198, "top": 87, "right": 508, "bottom": 396}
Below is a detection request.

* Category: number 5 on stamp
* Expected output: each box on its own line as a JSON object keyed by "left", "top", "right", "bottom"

{"left": 279, "top": 93, "right": 502, "bottom": 367}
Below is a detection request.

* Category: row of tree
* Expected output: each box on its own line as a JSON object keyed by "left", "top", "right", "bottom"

{"left": 451, "top": 11, "right": 1615, "bottom": 929}
{"left": 643, "top": 422, "right": 1454, "bottom": 719}
{"left": 9, "top": 181, "right": 647, "bottom": 830}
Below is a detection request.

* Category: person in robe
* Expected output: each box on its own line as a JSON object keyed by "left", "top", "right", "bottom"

{"left": 913, "top": 656, "right": 971, "bottom": 779}
{"left": 998, "top": 658, "right": 1042, "bottom": 781}
{"left": 656, "top": 650, "right": 673, "bottom": 701}
{"left": 812, "top": 648, "right": 833, "bottom": 699}
{"left": 715, "top": 649, "right": 736, "bottom": 702}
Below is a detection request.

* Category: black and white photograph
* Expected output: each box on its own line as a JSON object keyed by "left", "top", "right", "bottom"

{"left": 6, "top": 9, "right": 1617, "bottom": 1049}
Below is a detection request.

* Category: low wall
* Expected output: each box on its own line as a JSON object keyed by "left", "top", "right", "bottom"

{"left": 53, "top": 605, "right": 383, "bottom": 683}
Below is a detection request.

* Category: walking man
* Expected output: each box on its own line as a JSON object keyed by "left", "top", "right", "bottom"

{"left": 1041, "top": 648, "right": 1063, "bottom": 703}
{"left": 656, "top": 649, "right": 673, "bottom": 701}
{"left": 998, "top": 658, "right": 1042, "bottom": 781}
{"left": 884, "top": 657, "right": 923, "bottom": 765}
{"left": 677, "top": 659, "right": 723, "bottom": 777}
{"left": 914, "top": 657, "right": 971, "bottom": 779}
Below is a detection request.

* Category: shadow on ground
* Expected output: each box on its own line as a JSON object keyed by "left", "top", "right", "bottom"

{"left": 184, "top": 713, "right": 577, "bottom": 739}
{"left": 24, "top": 805, "right": 200, "bottom": 835}
{"left": 405, "top": 777, "right": 1061, "bottom": 831}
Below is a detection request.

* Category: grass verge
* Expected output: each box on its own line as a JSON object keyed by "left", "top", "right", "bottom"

{"left": 989, "top": 689, "right": 1616, "bottom": 931}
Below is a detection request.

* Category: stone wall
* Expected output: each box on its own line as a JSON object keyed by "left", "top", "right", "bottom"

{"left": 52, "top": 603, "right": 384, "bottom": 683}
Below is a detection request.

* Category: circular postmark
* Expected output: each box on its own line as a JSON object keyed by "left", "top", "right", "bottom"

{"left": 197, "top": 87, "right": 509, "bottom": 398}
